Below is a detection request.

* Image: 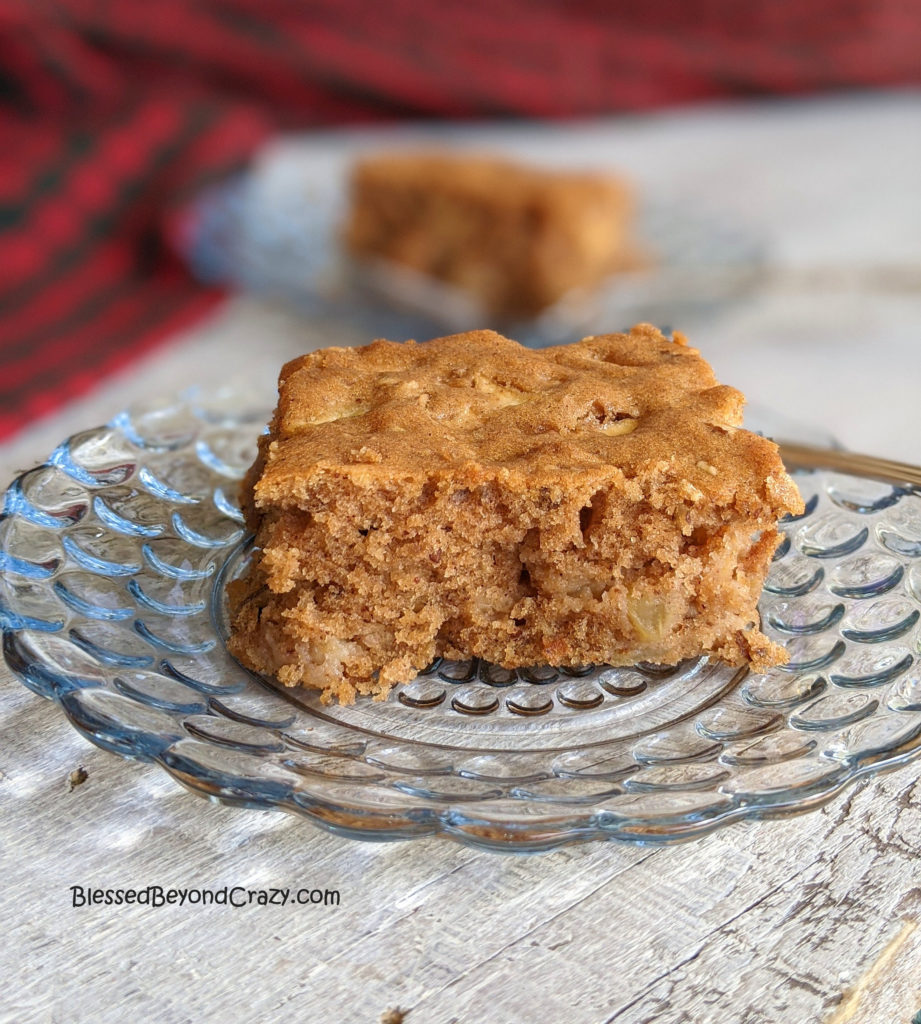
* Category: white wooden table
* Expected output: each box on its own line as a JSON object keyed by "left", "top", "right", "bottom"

{"left": 3, "top": 93, "right": 921, "bottom": 1024}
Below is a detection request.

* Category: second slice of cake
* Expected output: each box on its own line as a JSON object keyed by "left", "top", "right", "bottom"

{"left": 343, "top": 152, "right": 635, "bottom": 319}
{"left": 229, "top": 326, "right": 803, "bottom": 704}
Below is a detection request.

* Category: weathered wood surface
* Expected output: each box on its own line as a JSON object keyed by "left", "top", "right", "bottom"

{"left": 3, "top": 95, "right": 921, "bottom": 1023}
{"left": 3, "top": 678, "right": 921, "bottom": 1024}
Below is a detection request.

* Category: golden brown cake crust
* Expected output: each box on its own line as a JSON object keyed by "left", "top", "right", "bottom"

{"left": 255, "top": 326, "right": 794, "bottom": 513}
{"left": 230, "top": 326, "right": 804, "bottom": 704}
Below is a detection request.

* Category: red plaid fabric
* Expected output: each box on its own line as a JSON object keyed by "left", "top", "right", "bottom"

{"left": 2, "top": 0, "right": 920, "bottom": 439}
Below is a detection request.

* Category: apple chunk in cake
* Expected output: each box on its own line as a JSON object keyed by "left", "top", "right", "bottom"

{"left": 228, "top": 325, "right": 803, "bottom": 704}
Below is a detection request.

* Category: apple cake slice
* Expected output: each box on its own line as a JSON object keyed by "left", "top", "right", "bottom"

{"left": 228, "top": 325, "right": 803, "bottom": 704}
{"left": 343, "top": 151, "right": 635, "bottom": 318}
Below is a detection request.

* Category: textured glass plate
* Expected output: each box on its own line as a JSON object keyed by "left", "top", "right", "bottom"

{"left": 4, "top": 391, "right": 921, "bottom": 851}
{"left": 179, "top": 148, "right": 766, "bottom": 345}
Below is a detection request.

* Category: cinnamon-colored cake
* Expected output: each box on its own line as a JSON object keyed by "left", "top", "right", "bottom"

{"left": 228, "top": 326, "right": 803, "bottom": 704}
{"left": 343, "top": 152, "right": 634, "bottom": 318}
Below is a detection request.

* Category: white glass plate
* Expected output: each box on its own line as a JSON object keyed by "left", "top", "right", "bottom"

{"left": 3, "top": 389, "right": 921, "bottom": 851}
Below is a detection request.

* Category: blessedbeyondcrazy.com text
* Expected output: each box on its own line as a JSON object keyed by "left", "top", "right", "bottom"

{"left": 70, "top": 885, "right": 340, "bottom": 908}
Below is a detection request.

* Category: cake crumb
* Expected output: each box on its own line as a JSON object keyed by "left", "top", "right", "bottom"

{"left": 68, "top": 765, "right": 88, "bottom": 791}
{"left": 380, "top": 1008, "right": 406, "bottom": 1023}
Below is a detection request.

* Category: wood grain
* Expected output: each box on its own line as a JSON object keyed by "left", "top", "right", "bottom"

{"left": 3, "top": 675, "right": 921, "bottom": 1024}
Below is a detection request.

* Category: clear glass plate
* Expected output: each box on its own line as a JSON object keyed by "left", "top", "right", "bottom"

{"left": 179, "top": 149, "right": 767, "bottom": 345}
{"left": 3, "top": 389, "right": 921, "bottom": 851}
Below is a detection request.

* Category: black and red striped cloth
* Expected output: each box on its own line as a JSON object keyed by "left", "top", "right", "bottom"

{"left": 2, "top": 0, "right": 920, "bottom": 439}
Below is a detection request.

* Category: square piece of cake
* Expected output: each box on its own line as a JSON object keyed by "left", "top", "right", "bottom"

{"left": 343, "top": 152, "right": 635, "bottom": 319}
{"left": 228, "top": 326, "right": 803, "bottom": 704}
